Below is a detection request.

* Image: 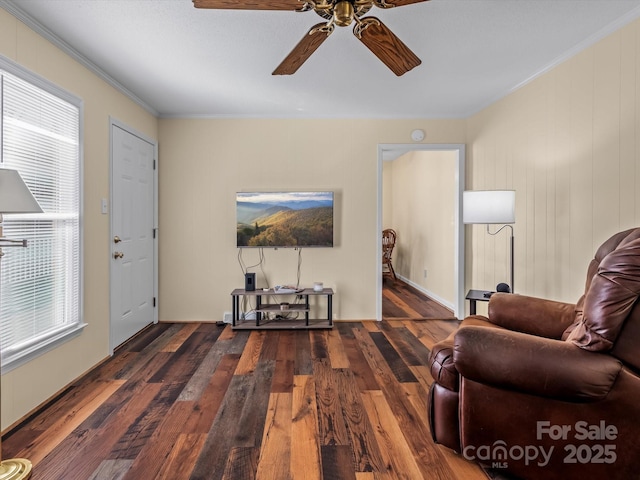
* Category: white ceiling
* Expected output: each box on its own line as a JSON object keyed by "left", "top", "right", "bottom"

{"left": 4, "top": 0, "right": 640, "bottom": 118}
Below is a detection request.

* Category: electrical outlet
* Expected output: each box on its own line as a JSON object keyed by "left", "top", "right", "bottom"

{"left": 424, "top": 269, "right": 428, "bottom": 278}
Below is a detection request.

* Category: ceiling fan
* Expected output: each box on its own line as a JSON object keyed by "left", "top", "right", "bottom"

{"left": 193, "top": 0, "right": 428, "bottom": 76}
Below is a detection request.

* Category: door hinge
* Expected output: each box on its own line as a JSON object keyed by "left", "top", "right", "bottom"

{"left": 153, "top": 297, "right": 156, "bottom": 307}
{"left": 153, "top": 228, "right": 156, "bottom": 239}
{"left": 153, "top": 159, "right": 156, "bottom": 170}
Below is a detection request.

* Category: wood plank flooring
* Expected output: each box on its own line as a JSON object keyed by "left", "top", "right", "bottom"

{"left": 383, "top": 280, "right": 455, "bottom": 320}
{"left": 2, "top": 276, "right": 516, "bottom": 480}
{"left": 3, "top": 319, "right": 493, "bottom": 480}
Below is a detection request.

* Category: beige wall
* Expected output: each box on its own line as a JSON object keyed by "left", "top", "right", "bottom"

{"left": 466, "top": 17, "right": 640, "bottom": 306}
{"left": 0, "top": 9, "right": 158, "bottom": 429}
{"left": 157, "top": 118, "right": 465, "bottom": 323}
{"left": 383, "top": 151, "right": 456, "bottom": 306}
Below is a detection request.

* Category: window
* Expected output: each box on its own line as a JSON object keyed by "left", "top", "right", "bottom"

{"left": 0, "top": 58, "right": 84, "bottom": 372}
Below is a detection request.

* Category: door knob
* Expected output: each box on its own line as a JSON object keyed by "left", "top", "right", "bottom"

{"left": 114, "top": 235, "right": 121, "bottom": 243}
{"left": 113, "top": 251, "right": 124, "bottom": 259}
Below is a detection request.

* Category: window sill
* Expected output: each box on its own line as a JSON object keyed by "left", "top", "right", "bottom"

{"left": 1, "top": 322, "right": 88, "bottom": 374}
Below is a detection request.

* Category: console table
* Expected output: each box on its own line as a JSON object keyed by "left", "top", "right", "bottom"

{"left": 231, "top": 287, "right": 334, "bottom": 330}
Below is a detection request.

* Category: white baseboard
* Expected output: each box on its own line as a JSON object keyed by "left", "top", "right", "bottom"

{"left": 396, "top": 275, "right": 455, "bottom": 312}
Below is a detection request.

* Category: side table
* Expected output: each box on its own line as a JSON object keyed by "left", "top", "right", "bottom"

{"left": 466, "top": 289, "right": 494, "bottom": 315}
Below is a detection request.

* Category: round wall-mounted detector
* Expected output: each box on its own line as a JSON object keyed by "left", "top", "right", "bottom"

{"left": 411, "top": 129, "right": 425, "bottom": 142}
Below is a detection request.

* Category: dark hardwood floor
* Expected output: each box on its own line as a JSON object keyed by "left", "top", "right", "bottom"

{"left": 383, "top": 280, "right": 455, "bottom": 320}
{"left": 2, "top": 317, "right": 496, "bottom": 480}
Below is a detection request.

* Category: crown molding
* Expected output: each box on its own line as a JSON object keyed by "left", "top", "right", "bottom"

{"left": 0, "top": 0, "right": 158, "bottom": 117}
{"left": 463, "top": 4, "right": 640, "bottom": 118}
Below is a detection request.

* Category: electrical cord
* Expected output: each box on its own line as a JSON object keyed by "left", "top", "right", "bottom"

{"left": 237, "top": 247, "right": 266, "bottom": 317}
{"left": 236, "top": 247, "right": 305, "bottom": 321}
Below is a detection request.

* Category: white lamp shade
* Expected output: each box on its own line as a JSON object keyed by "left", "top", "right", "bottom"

{"left": 463, "top": 190, "right": 515, "bottom": 224}
{"left": 0, "top": 168, "right": 43, "bottom": 214}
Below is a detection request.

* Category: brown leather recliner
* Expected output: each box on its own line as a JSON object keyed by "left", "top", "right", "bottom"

{"left": 428, "top": 227, "right": 640, "bottom": 480}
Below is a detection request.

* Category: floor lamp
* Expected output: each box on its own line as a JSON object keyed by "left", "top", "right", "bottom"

{"left": 0, "top": 168, "right": 43, "bottom": 480}
{"left": 463, "top": 190, "right": 516, "bottom": 293}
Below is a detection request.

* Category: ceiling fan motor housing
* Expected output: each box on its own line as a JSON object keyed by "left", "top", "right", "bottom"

{"left": 334, "top": 1, "right": 355, "bottom": 26}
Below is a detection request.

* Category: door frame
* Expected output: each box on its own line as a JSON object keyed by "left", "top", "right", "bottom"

{"left": 109, "top": 117, "right": 159, "bottom": 354}
{"left": 376, "top": 143, "right": 466, "bottom": 320}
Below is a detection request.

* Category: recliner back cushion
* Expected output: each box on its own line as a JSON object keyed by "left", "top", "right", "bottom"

{"left": 577, "top": 228, "right": 640, "bottom": 313}
{"left": 564, "top": 236, "right": 640, "bottom": 351}
{"left": 610, "top": 302, "right": 640, "bottom": 372}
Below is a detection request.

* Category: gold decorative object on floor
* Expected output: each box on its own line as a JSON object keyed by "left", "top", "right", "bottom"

{"left": 0, "top": 459, "right": 32, "bottom": 480}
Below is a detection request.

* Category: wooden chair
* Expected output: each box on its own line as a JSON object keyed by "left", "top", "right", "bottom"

{"left": 382, "top": 229, "right": 397, "bottom": 282}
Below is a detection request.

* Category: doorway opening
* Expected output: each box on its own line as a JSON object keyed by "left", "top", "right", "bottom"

{"left": 376, "top": 144, "right": 465, "bottom": 321}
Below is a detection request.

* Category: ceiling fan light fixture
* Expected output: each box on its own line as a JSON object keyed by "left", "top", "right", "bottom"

{"left": 334, "top": 1, "right": 355, "bottom": 26}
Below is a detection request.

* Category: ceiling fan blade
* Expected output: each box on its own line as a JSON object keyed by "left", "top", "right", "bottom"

{"left": 377, "top": 0, "right": 430, "bottom": 7}
{"left": 355, "top": 18, "right": 421, "bottom": 76}
{"left": 273, "top": 23, "right": 333, "bottom": 75}
{"left": 193, "top": 0, "right": 303, "bottom": 10}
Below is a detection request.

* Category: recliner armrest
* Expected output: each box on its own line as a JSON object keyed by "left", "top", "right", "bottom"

{"left": 488, "top": 293, "right": 576, "bottom": 339}
{"left": 453, "top": 326, "right": 622, "bottom": 402}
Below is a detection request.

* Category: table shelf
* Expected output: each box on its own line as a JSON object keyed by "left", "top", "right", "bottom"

{"left": 256, "top": 304, "right": 310, "bottom": 313}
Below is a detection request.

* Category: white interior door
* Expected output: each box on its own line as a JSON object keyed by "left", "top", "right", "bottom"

{"left": 110, "top": 122, "right": 157, "bottom": 351}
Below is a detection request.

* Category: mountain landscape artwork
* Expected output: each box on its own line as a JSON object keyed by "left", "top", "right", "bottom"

{"left": 237, "top": 191, "right": 334, "bottom": 248}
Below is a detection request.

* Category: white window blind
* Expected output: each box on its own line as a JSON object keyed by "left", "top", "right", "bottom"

{"left": 0, "top": 65, "right": 83, "bottom": 371}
